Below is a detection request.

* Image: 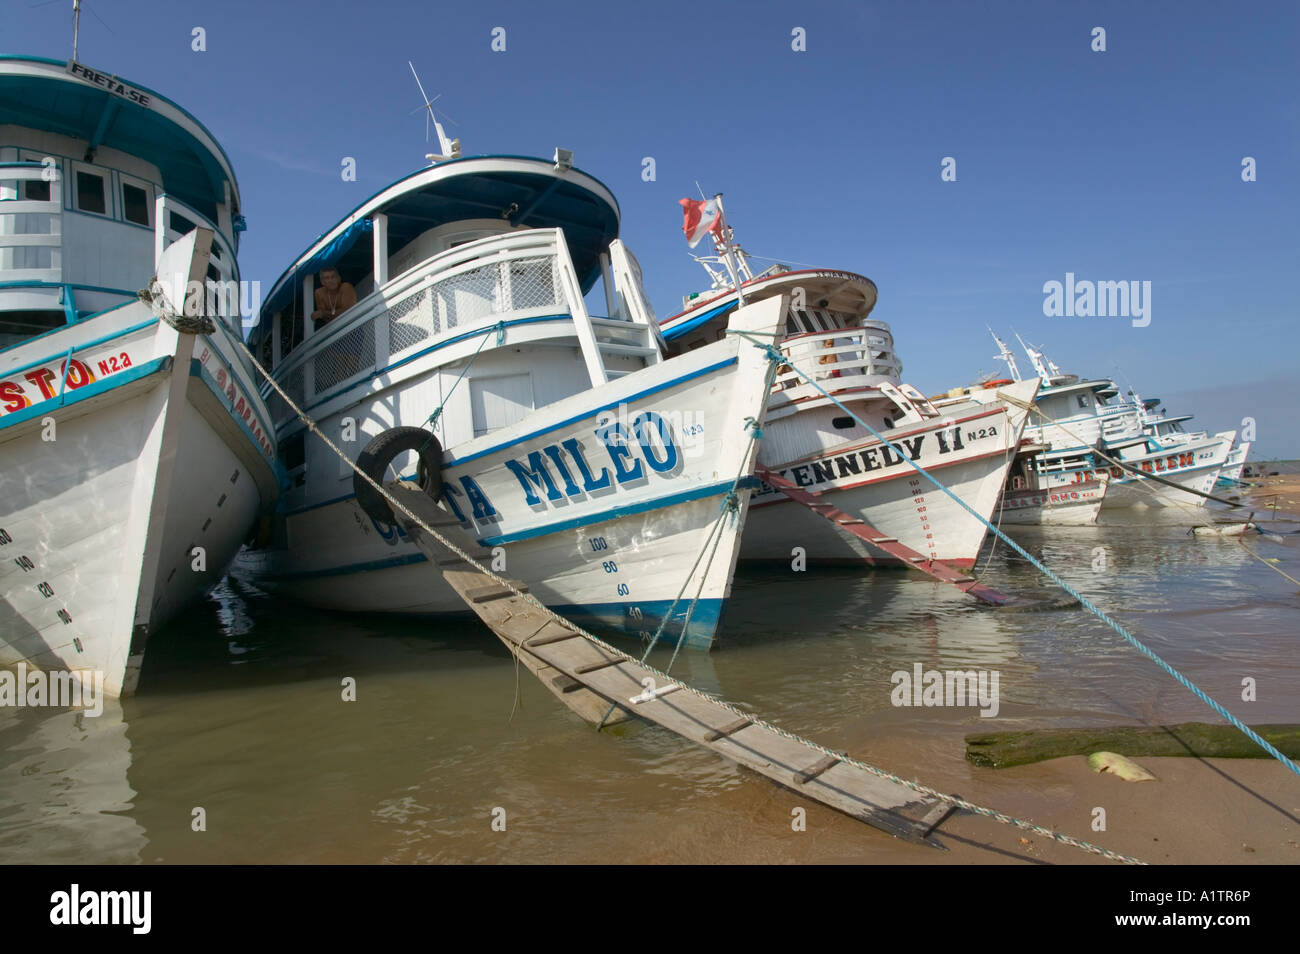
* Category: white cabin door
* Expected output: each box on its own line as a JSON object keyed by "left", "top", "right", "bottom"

{"left": 470, "top": 373, "right": 534, "bottom": 437}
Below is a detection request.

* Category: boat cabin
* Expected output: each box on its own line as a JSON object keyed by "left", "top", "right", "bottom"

{"left": 246, "top": 153, "right": 664, "bottom": 493}
{"left": 660, "top": 268, "right": 903, "bottom": 418}
{"left": 0, "top": 56, "right": 244, "bottom": 350}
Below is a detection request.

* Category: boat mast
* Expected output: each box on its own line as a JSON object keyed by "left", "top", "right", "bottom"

{"left": 691, "top": 193, "right": 753, "bottom": 303}
{"left": 409, "top": 62, "right": 460, "bottom": 164}
{"left": 988, "top": 328, "right": 1023, "bottom": 381}
{"left": 1015, "top": 333, "right": 1053, "bottom": 384}
{"left": 72, "top": 0, "right": 81, "bottom": 60}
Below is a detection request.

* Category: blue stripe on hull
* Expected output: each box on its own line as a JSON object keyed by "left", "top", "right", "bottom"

{"left": 255, "top": 551, "right": 429, "bottom": 581}
{"left": 0, "top": 355, "right": 170, "bottom": 433}
{"left": 549, "top": 598, "right": 725, "bottom": 650}
{"left": 479, "top": 475, "right": 761, "bottom": 545}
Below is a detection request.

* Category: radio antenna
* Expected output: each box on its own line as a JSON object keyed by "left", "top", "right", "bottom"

{"left": 408, "top": 61, "right": 460, "bottom": 164}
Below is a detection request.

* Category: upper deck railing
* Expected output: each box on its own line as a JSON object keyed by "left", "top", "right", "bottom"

{"left": 266, "top": 228, "right": 588, "bottom": 428}
{"left": 768, "top": 324, "right": 902, "bottom": 410}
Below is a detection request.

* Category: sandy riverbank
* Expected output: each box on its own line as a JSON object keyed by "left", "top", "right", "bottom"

{"left": 615, "top": 739, "right": 1300, "bottom": 865}
{"left": 1241, "top": 473, "right": 1300, "bottom": 522}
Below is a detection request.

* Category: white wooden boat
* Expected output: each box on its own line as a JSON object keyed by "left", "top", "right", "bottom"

{"left": 991, "top": 332, "right": 1230, "bottom": 510}
{"left": 1134, "top": 394, "right": 1250, "bottom": 491}
{"left": 995, "top": 442, "right": 1108, "bottom": 525}
{"left": 662, "top": 265, "right": 1038, "bottom": 568}
{"left": 236, "top": 151, "right": 784, "bottom": 649}
{"left": 0, "top": 56, "right": 277, "bottom": 697}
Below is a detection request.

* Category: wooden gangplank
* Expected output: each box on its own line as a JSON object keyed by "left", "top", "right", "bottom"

{"left": 387, "top": 483, "right": 950, "bottom": 847}
{"left": 755, "top": 464, "right": 1060, "bottom": 609}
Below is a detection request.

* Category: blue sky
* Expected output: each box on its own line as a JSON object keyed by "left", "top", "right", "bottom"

{"left": 10, "top": 0, "right": 1298, "bottom": 456}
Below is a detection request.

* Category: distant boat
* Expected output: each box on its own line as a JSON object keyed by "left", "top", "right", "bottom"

{"left": 996, "top": 441, "right": 1108, "bottom": 525}
{"left": 990, "top": 331, "right": 1230, "bottom": 509}
{"left": 1132, "top": 394, "right": 1250, "bottom": 491}
{"left": 1216, "top": 441, "right": 1252, "bottom": 487}
{"left": 236, "top": 149, "right": 782, "bottom": 650}
{"left": 0, "top": 56, "right": 277, "bottom": 697}
{"left": 662, "top": 248, "right": 1038, "bottom": 568}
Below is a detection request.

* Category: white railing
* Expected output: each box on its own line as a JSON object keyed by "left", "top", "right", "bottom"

{"left": 1100, "top": 409, "right": 1142, "bottom": 442}
{"left": 268, "top": 228, "right": 583, "bottom": 427}
{"left": 768, "top": 327, "right": 903, "bottom": 409}
{"left": 0, "top": 164, "right": 62, "bottom": 283}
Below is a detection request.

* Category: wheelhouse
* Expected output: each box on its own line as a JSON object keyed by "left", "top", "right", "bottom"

{"left": 0, "top": 56, "right": 244, "bottom": 350}
{"left": 661, "top": 267, "right": 903, "bottom": 421}
{"left": 246, "top": 154, "right": 674, "bottom": 495}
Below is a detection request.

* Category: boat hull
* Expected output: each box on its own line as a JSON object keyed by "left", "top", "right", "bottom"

{"left": 741, "top": 381, "right": 1038, "bottom": 565}
{"left": 996, "top": 478, "right": 1106, "bottom": 526}
{"left": 1095, "top": 440, "right": 1230, "bottom": 509}
{"left": 239, "top": 298, "right": 785, "bottom": 649}
{"left": 0, "top": 307, "right": 275, "bottom": 697}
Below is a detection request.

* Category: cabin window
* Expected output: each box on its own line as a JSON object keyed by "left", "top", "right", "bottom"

{"left": 832, "top": 416, "right": 855, "bottom": 429}
{"left": 1, "top": 246, "right": 53, "bottom": 269}
{"left": 278, "top": 432, "right": 306, "bottom": 487}
{"left": 2, "top": 177, "right": 52, "bottom": 202}
{"left": 1077, "top": 395, "right": 1091, "bottom": 409}
{"left": 74, "top": 170, "right": 107, "bottom": 215}
{"left": 122, "top": 182, "right": 151, "bottom": 226}
{"left": 791, "top": 310, "right": 816, "bottom": 333}
{"left": 0, "top": 310, "right": 65, "bottom": 348}
{"left": 169, "top": 210, "right": 197, "bottom": 235}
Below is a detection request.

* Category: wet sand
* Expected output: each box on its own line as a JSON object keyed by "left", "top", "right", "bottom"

{"left": 1242, "top": 473, "right": 1300, "bottom": 521}
{"left": 544, "top": 720, "right": 1300, "bottom": 865}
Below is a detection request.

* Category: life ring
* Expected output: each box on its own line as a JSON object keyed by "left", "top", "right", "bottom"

{"left": 353, "top": 426, "right": 444, "bottom": 525}
{"left": 983, "top": 378, "right": 1015, "bottom": 389}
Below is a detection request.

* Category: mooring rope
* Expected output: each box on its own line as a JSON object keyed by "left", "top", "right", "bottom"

{"left": 596, "top": 366, "right": 778, "bottom": 730}
{"left": 1020, "top": 402, "right": 1240, "bottom": 517}
{"left": 1237, "top": 537, "right": 1300, "bottom": 588}
{"left": 231, "top": 331, "right": 1146, "bottom": 864}
{"left": 417, "top": 320, "right": 505, "bottom": 455}
{"left": 1020, "top": 404, "right": 1300, "bottom": 587}
{"left": 734, "top": 331, "right": 1300, "bottom": 781}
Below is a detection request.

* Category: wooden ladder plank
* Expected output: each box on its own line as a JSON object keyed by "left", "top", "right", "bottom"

{"left": 793, "top": 753, "right": 841, "bottom": 785}
{"left": 465, "top": 582, "right": 529, "bottom": 603}
{"left": 573, "top": 657, "right": 624, "bottom": 675}
{"left": 754, "top": 464, "right": 1027, "bottom": 606}
{"left": 703, "top": 717, "right": 753, "bottom": 742}
{"left": 388, "top": 481, "right": 947, "bottom": 847}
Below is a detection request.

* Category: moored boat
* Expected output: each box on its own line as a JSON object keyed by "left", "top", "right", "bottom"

{"left": 0, "top": 56, "right": 277, "bottom": 697}
{"left": 995, "top": 441, "right": 1108, "bottom": 525}
{"left": 990, "top": 332, "right": 1230, "bottom": 510}
{"left": 661, "top": 223, "right": 1038, "bottom": 567}
{"left": 237, "top": 148, "right": 783, "bottom": 649}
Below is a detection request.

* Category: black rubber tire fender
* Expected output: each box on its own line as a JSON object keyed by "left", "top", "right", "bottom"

{"left": 353, "top": 426, "right": 444, "bottom": 525}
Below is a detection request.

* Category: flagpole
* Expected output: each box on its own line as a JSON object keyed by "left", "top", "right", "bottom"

{"left": 712, "top": 194, "right": 747, "bottom": 305}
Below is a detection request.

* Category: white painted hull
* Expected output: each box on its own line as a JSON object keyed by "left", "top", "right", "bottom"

{"left": 1091, "top": 439, "right": 1231, "bottom": 509}
{"left": 0, "top": 305, "right": 276, "bottom": 697}
{"left": 996, "top": 479, "right": 1106, "bottom": 526}
{"left": 239, "top": 299, "right": 785, "bottom": 649}
{"left": 1217, "top": 442, "right": 1251, "bottom": 486}
{"left": 741, "top": 380, "right": 1038, "bottom": 566}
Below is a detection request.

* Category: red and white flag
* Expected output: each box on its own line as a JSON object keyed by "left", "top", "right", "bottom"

{"left": 679, "top": 197, "right": 723, "bottom": 248}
